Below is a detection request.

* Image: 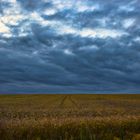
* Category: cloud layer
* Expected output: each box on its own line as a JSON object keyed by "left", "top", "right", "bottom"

{"left": 0, "top": 0, "right": 140, "bottom": 93}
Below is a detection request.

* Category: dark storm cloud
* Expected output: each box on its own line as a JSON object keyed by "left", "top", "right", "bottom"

{"left": 0, "top": 0, "right": 140, "bottom": 93}
{"left": 17, "top": 0, "right": 52, "bottom": 11}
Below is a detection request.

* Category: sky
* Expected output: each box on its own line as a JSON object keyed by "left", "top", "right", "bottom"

{"left": 0, "top": 0, "right": 140, "bottom": 93}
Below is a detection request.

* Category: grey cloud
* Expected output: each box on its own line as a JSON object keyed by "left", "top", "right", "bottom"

{"left": 17, "top": 0, "right": 52, "bottom": 11}
{"left": 0, "top": 0, "right": 140, "bottom": 93}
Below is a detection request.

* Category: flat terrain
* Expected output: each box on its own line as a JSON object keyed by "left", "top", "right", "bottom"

{"left": 0, "top": 94, "right": 140, "bottom": 140}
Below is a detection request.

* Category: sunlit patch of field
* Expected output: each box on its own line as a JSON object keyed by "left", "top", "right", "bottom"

{"left": 0, "top": 94, "right": 140, "bottom": 140}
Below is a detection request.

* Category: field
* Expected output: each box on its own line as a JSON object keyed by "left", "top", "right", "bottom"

{"left": 0, "top": 94, "right": 140, "bottom": 140}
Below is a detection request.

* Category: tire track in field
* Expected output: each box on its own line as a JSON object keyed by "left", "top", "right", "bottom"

{"left": 58, "top": 95, "right": 68, "bottom": 108}
{"left": 69, "top": 96, "right": 80, "bottom": 109}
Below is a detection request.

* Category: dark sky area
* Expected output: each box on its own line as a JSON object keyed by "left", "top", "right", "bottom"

{"left": 0, "top": 0, "right": 140, "bottom": 93}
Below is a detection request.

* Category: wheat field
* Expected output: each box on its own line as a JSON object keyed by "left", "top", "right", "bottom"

{"left": 0, "top": 94, "right": 140, "bottom": 140}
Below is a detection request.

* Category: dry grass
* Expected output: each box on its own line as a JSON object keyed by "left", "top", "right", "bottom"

{"left": 0, "top": 94, "right": 140, "bottom": 140}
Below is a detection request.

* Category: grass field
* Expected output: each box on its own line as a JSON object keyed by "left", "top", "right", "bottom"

{"left": 0, "top": 94, "right": 140, "bottom": 140}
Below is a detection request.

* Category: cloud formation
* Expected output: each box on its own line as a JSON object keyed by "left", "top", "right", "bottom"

{"left": 0, "top": 0, "right": 140, "bottom": 93}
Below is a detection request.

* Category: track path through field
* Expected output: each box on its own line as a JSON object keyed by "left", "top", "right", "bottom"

{"left": 58, "top": 95, "right": 79, "bottom": 108}
{"left": 58, "top": 95, "right": 68, "bottom": 108}
{"left": 69, "top": 96, "right": 79, "bottom": 109}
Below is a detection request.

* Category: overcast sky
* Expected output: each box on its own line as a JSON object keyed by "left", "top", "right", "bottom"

{"left": 0, "top": 0, "right": 140, "bottom": 93}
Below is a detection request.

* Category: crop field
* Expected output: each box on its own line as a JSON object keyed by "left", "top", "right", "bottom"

{"left": 0, "top": 94, "right": 140, "bottom": 140}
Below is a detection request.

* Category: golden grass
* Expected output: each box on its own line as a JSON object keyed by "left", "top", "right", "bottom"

{"left": 0, "top": 94, "right": 139, "bottom": 140}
